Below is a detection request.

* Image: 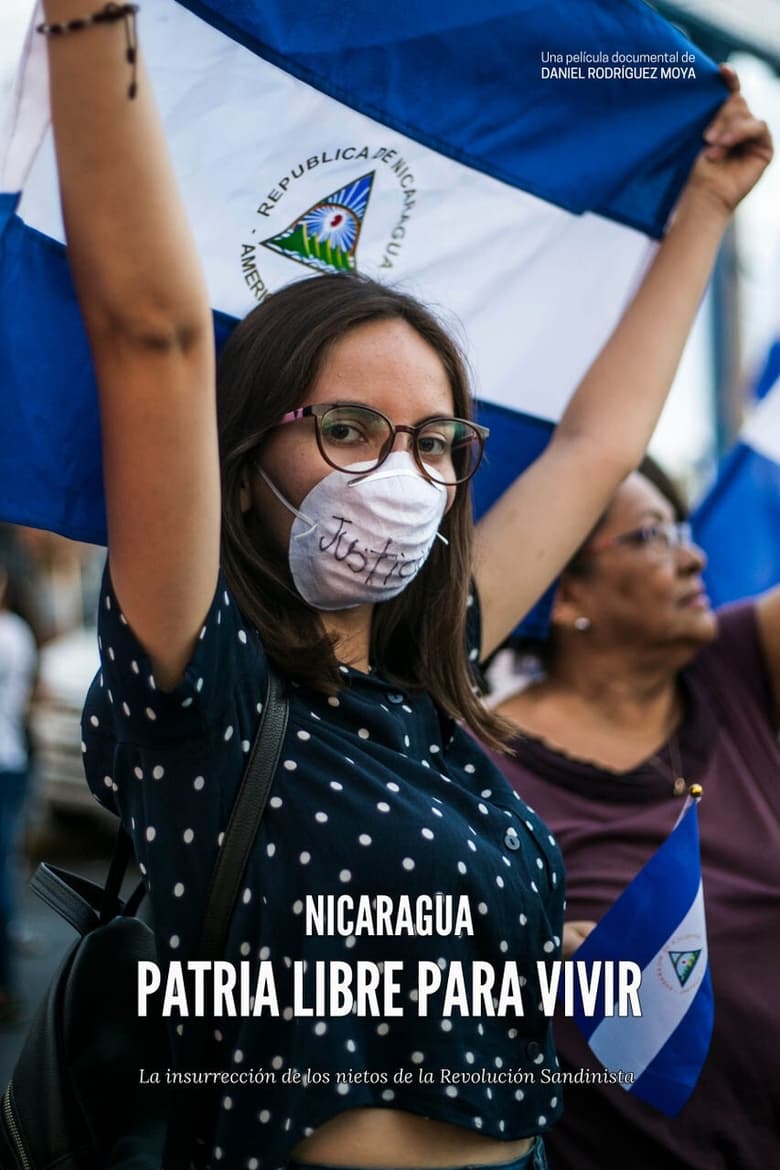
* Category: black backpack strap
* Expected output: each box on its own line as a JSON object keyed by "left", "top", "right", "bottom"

{"left": 99, "top": 822, "right": 135, "bottom": 922}
{"left": 196, "top": 668, "right": 289, "bottom": 961}
{"left": 162, "top": 666, "right": 289, "bottom": 1170}
{"left": 30, "top": 865, "right": 103, "bottom": 936}
{"left": 30, "top": 826, "right": 136, "bottom": 935}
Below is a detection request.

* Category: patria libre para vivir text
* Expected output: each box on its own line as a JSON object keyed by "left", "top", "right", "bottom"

{"left": 137, "top": 895, "right": 642, "bottom": 1019}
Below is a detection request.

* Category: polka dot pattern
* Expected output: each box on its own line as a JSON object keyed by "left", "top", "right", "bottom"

{"left": 81, "top": 568, "right": 565, "bottom": 1170}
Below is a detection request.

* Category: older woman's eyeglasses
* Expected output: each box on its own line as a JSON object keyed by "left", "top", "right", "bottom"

{"left": 267, "top": 402, "right": 489, "bottom": 486}
{"left": 588, "top": 521, "right": 693, "bottom": 555}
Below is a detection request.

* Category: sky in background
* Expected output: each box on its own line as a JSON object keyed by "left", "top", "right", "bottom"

{"left": 2, "top": 0, "right": 779, "bottom": 495}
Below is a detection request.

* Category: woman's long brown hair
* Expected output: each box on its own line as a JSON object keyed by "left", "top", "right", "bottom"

{"left": 217, "top": 274, "right": 511, "bottom": 749}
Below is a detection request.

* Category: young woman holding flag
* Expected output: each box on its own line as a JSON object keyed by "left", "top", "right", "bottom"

{"left": 38, "top": 2, "right": 772, "bottom": 1168}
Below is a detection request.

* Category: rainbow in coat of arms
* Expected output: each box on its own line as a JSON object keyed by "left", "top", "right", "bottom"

{"left": 260, "top": 172, "right": 374, "bottom": 276}
{"left": 668, "top": 949, "right": 702, "bottom": 988}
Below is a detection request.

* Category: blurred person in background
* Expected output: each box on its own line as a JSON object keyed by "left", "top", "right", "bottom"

{"left": 480, "top": 457, "right": 780, "bottom": 1170}
{"left": 0, "top": 527, "right": 39, "bottom": 1021}
{"left": 13, "top": 527, "right": 103, "bottom": 641}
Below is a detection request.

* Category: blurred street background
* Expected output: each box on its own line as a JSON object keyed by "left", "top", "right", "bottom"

{"left": 0, "top": 526, "right": 119, "bottom": 1070}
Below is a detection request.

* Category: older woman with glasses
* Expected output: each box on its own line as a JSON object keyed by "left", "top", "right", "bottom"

{"left": 482, "top": 457, "right": 780, "bottom": 1170}
{"left": 38, "top": 2, "right": 772, "bottom": 1166}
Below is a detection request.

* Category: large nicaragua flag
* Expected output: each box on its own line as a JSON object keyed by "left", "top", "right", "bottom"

{"left": 571, "top": 799, "right": 714, "bottom": 1116}
{"left": 692, "top": 341, "right": 780, "bottom": 606}
{"left": 0, "top": 0, "right": 725, "bottom": 548}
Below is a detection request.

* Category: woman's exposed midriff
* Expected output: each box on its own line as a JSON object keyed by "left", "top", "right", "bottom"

{"left": 290, "top": 1108, "right": 535, "bottom": 1168}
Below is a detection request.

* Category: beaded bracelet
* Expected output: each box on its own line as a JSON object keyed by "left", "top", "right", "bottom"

{"left": 36, "top": 3, "right": 140, "bottom": 99}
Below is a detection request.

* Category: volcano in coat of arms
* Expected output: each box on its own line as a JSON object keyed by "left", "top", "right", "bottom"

{"left": 668, "top": 949, "right": 702, "bottom": 988}
{"left": 260, "top": 172, "right": 374, "bottom": 275}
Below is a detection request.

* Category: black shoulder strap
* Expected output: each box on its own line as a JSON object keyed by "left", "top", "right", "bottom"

{"left": 163, "top": 666, "right": 289, "bottom": 1169}
{"left": 196, "top": 667, "right": 289, "bottom": 961}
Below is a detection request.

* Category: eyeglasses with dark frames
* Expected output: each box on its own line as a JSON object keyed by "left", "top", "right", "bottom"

{"left": 265, "top": 402, "right": 489, "bottom": 486}
{"left": 588, "top": 520, "right": 694, "bottom": 556}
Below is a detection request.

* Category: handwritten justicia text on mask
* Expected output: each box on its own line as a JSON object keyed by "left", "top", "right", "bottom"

{"left": 319, "top": 515, "right": 433, "bottom": 586}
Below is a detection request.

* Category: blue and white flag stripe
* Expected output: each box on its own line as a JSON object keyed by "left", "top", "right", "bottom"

{"left": 624, "top": 936, "right": 716, "bottom": 1118}
{"left": 693, "top": 342, "right": 780, "bottom": 607}
{"left": 572, "top": 801, "right": 714, "bottom": 1116}
{"left": 175, "top": 0, "right": 719, "bottom": 235}
{"left": 0, "top": 1, "right": 725, "bottom": 545}
{"left": 754, "top": 338, "right": 780, "bottom": 402}
{"left": 586, "top": 882, "right": 707, "bottom": 1081}
{"left": 742, "top": 364, "right": 780, "bottom": 461}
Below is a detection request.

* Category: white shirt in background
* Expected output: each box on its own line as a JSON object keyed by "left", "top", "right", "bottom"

{"left": 0, "top": 610, "right": 36, "bottom": 771}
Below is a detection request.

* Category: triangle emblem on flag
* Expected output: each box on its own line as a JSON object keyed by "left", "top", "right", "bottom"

{"left": 260, "top": 172, "right": 375, "bottom": 276}
{"left": 668, "top": 949, "right": 702, "bottom": 988}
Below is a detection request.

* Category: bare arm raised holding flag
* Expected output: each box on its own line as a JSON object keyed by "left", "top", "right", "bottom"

{"left": 42, "top": 0, "right": 221, "bottom": 689}
{"left": 474, "top": 65, "right": 773, "bottom": 657}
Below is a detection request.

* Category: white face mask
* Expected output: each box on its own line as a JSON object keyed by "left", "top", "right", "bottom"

{"left": 259, "top": 451, "right": 448, "bottom": 611}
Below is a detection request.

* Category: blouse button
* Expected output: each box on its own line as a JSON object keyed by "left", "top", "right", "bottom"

{"left": 526, "top": 1041, "right": 541, "bottom": 1060}
{"left": 504, "top": 828, "right": 521, "bottom": 851}
{"left": 386, "top": 692, "right": 405, "bottom": 705}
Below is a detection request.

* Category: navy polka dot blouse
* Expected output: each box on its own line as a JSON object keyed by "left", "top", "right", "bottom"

{"left": 81, "top": 570, "right": 565, "bottom": 1169}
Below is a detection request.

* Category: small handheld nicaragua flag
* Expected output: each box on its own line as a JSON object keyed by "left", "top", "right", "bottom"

{"left": 571, "top": 793, "right": 714, "bottom": 1116}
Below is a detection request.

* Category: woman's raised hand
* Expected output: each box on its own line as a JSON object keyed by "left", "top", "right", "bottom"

{"left": 473, "top": 69, "right": 773, "bottom": 659}
{"left": 685, "top": 65, "right": 773, "bottom": 215}
{"left": 562, "top": 921, "right": 596, "bottom": 959}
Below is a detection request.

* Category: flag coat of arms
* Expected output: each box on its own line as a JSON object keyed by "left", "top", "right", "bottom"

{"left": 1, "top": 0, "right": 725, "bottom": 562}
{"left": 570, "top": 800, "right": 714, "bottom": 1116}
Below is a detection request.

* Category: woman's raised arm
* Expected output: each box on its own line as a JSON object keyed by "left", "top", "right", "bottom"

{"left": 474, "top": 70, "right": 773, "bottom": 658}
{"left": 43, "top": 2, "right": 221, "bottom": 687}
